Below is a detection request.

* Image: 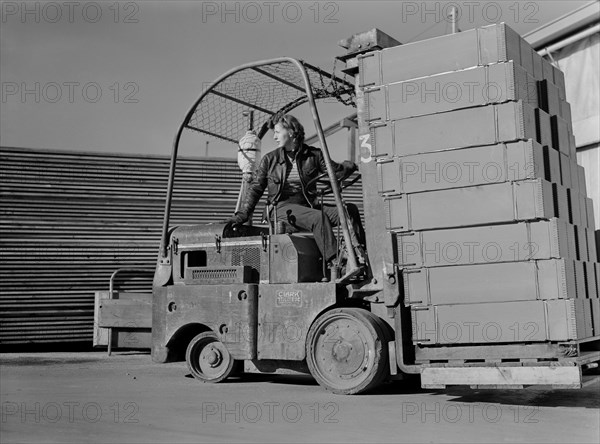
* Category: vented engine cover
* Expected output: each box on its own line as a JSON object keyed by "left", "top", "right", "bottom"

{"left": 169, "top": 224, "right": 322, "bottom": 284}
{"left": 170, "top": 224, "right": 264, "bottom": 284}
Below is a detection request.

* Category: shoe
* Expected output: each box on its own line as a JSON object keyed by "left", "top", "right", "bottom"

{"left": 337, "top": 265, "right": 362, "bottom": 283}
{"left": 356, "top": 245, "right": 367, "bottom": 265}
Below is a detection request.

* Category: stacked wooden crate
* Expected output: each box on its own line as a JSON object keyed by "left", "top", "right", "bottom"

{"left": 358, "top": 23, "right": 599, "bottom": 353}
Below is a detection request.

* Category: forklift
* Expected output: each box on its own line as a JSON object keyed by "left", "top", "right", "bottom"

{"left": 151, "top": 56, "right": 393, "bottom": 394}
{"left": 151, "top": 30, "right": 599, "bottom": 394}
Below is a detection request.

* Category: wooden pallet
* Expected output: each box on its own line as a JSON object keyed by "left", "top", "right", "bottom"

{"left": 416, "top": 338, "right": 600, "bottom": 389}
{"left": 415, "top": 336, "right": 600, "bottom": 366}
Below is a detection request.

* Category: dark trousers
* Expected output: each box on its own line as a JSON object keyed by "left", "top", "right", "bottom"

{"left": 277, "top": 201, "right": 365, "bottom": 262}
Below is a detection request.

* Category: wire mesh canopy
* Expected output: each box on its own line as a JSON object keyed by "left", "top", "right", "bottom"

{"left": 184, "top": 58, "right": 355, "bottom": 144}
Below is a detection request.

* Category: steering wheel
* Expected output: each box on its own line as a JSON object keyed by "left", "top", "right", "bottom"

{"left": 305, "top": 170, "right": 361, "bottom": 196}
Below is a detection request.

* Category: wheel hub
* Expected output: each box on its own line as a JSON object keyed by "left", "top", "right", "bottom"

{"left": 187, "top": 333, "right": 236, "bottom": 383}
{"left": 319, "top": 324, "right": 367, "bottom": 378}
{"left": 332, "top": 341, "right": 352, "bottom": 361}
{"left": 204, "top": 346, "right": 222, "bottom": 367}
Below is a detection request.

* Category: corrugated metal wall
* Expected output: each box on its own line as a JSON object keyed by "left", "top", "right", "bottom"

{"left": 0, "top": 146, "right": 362, "bottom": 346}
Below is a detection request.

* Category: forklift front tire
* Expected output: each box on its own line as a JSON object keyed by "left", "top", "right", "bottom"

{"left": 306, "top": 308, "right": 389, "bottom": 395}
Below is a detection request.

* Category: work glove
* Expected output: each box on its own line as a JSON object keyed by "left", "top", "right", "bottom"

{"left": 225, "top": 211, "right": 248, "bottom": 226}
{"left": 342, "top": 160, "right": 358, "bottom": 173}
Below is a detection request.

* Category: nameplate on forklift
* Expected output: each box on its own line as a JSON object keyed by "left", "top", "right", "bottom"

{"left": 276, "top": 291, "right": 302, "bottom": 307}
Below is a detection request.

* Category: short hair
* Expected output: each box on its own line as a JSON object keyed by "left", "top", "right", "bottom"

{"left": 269, "top": 114, "right": 305, "bottom": 145}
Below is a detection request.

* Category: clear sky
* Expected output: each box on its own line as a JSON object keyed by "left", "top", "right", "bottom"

{"left": 1, "top": 0, "right": 589, "bottom": 160}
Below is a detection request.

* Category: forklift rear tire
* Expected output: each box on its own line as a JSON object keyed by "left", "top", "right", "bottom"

{"left": 306, "top": 308, "right": 389, "bottom": 395}
{"left": 186, "top": 332, "right": 236, "bottom": 383}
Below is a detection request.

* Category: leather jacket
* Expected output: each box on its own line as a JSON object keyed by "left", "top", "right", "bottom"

{"left": 240, "top": 144, "right": 357, "bottom": 214}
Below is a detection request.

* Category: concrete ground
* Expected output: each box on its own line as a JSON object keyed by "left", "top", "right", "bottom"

{"left": 1, "top": 352, "right": 598, "bottom": 443}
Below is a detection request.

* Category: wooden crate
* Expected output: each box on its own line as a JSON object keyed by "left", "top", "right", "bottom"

{"left": 576, "top": 225, "right": 589, "bottom": 262}
{"left": 559, "top": 152, "right": 572, "bottom": 188}
{"left": 570, "top": 133, "right": 577, "bottom": 158}
{"left": 359, "top": 23, "right": 523, "bottom": 87}
{"left": 389, "top": 101, "right": 536, "bottom": 156}
{"left": 395, "top": 218, "right": 573, "bottom": 268}
{"left": 572, "top": 189, "right": 584, "bottom": 228}
{"left": 553, "top": 183, "right": 571, "bottom": 225}
{"left": 580, "top": 193, "right": 590, "bottom": 229}
{"left": 560, "top": 100, "right": 572, "bottom": 128}
{"left": 519, "top": 36, "right": 534, "bottom": 74}
{"left": 403, "top": 258, "right": 577, "bottom": 306}
{"left": 365, "top": 61, "right": 537, "bottom": 122}
{"left": 570, "top": 157, "right": 580, "bottom": 194}
{"left": 411, "top": 299, "right": 578, "bottom": 345}
{"left": 554, "top": 184, "right": 589, "bottom": 229}
{"left": 532, "top": 51, "right": 544, "bottom": 81}
{"left": 384, "top": 179, "right": 554, "bottom": 232}
{"left": 592, "top": 298, "right": 600, "bottom": 335}
{"left": 585, "top": 197, "right": 596, "bottom": 230}
{"left": 539, "top": 79, "right": 562, "bottom": 118}
{"left": 578, "top": 165, "right": 588, "bottom": 195}
{"left": 585, "top": 261, "right": 599, "bottom": 298}
{"left": 551, "top": 114, "right": 571, "bottom": 155}
{"left": 535, "top": 108, "right": 553, "bottom": 148}
{"left": 542, "top": 57, "right": 555, "bottom": 83}
{"left": 552, "top": 65, "right": 567, "bottom": 100}
{"left": 587, "top": 227, "right": 598, "bottom": 262}
{"left": 545, "top": 146, "right": 561, "bottom": 184}
{"left": 574, "top": 260, "right": 587, "bottom": 298}
{"left": 575, "top": 299, "right": 594, "bottom": 338}
{"left": 376, "top": 140, "right": 548, "bottom": 195}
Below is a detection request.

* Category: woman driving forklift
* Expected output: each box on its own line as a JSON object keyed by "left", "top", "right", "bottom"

{"left": 227, "top": 114, "right": 365, "bottom": 271}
